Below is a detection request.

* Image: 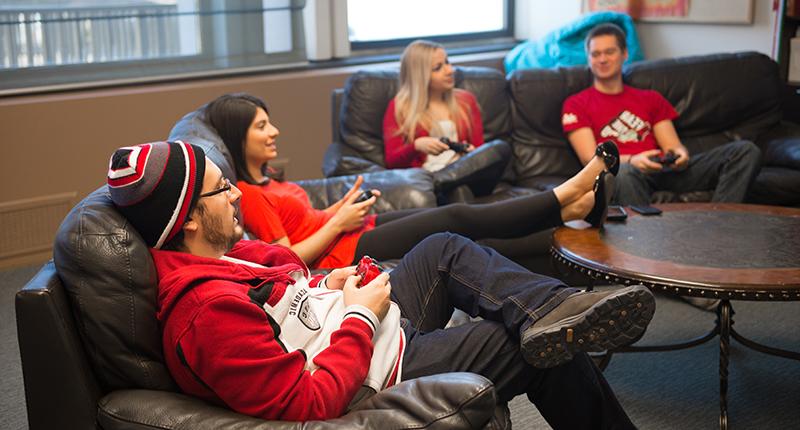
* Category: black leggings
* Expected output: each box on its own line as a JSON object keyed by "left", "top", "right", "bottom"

{"left": 352, "top": 191, "right": 562, "bottom": 263}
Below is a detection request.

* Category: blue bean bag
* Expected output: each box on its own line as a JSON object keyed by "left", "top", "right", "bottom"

{"left": 505, "top": 11, "right": 644, "bottom": 74}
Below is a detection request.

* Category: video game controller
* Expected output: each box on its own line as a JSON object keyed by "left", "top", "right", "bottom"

{"left": 649, "top": 151, "right": 678, "bottom": 166}
{"left": 439, "top": 137, "right": 470, "bottom": 154}
{"left": 355, "top": 189, "right": 374, "bottom": 203}
{"left": 355, "top": 256, "right": 382, "bottom": 287}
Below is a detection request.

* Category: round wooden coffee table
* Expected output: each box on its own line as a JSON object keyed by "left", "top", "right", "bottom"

{"left": 550, "top": 203, "right": 800, "bottom": 430}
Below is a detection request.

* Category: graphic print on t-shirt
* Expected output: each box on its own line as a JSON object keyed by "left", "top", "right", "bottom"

{"left": 600, "top": 110, "right": 651, "bottom": 145}
{"left": 288, "top": 289, "right": 321, "bottom": 330}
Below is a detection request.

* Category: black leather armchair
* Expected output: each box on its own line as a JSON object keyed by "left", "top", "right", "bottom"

{"left": 324, "top": 66, "right": 525, "bottom": 203}
{"left": 15, "top": 187, "right": 510, "bottom": 429}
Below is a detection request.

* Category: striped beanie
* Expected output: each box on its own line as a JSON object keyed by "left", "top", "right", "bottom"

{"left": 107, "top": 141, "right": 206, "bottom": 249}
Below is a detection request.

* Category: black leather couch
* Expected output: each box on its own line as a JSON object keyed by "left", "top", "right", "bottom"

{"left": 15, "top": 112, "right": 514, "bottom": 428}
{"left": 325, "top": 52, "right": 800, "bottom": 207}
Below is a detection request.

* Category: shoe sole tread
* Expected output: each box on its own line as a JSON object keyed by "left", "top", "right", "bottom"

{"left": 521, "top": 287, "right": 655, "bottom": 368}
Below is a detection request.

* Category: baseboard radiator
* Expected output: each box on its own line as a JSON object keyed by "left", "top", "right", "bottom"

{"left": 0, "top": 192, "right": 76, "bottom": 266}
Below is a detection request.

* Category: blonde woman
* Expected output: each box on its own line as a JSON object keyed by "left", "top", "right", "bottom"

{"left": 383, "top": 40, "right": 484, "bottom": 171}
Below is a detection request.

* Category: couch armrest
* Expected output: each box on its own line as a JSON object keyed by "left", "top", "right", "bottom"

{"left": 757, "top": 121, "right": 800, "bottom": 170}
{"left": 432, "top": 139, "right": 512, "bottom": 196}
{"left": 764, "top": 138, "right": 800, "bottom": 170}
{"left": 296, "top": 169, "right": 437, "bottom": 213}
{"left": 97, "top": 373, "right": 496, "bottom": 430}
{"left": 323, "top": 142, "right": 386, "bottom": 177}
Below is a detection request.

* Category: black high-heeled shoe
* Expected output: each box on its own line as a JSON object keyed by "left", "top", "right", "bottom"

{"left": 596, "top": 141, "right": 620, "bottom": 175}
{"left": 585, "top": 171, "right": 615, "bottom": 228}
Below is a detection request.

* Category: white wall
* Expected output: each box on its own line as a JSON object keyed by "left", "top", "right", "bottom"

{"left": 514, "top": 0, "right": 780, "bottom": 60}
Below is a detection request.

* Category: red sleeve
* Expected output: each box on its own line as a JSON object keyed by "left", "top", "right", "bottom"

{"left": 648, "top": 90, "right": 679, "bottom": 125}
{"left": 458, "top": 90, "right": 484, "bottom": 147}
{"left": 181, "top": 294, "right": 374, "bottom": 421}
{"left": 308, "top": 273, "right": 327, "bottom": 288}
{"left": 383, "top": 99, "right": 423, "bottom": 168}
{"left": 238, "top": 182, "right": 287, "bottom": 243}
{"left": 562, "top": 93, "right": 592, "bottom": 134}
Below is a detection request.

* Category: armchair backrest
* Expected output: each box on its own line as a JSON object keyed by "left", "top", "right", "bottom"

{"left": 337, "top": 66, "right": 512, "bottom": 167}
{"left": 53, "top": 187, "right": 178, "bottom": 393}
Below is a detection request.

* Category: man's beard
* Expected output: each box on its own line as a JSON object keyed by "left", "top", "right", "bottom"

{"left": 200, "top": 210, "right": 243, "bottom": 253}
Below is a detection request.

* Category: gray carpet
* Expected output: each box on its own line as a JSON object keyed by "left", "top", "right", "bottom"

{"left": 2, "top": 264, "right": 38, "bottom": 430}
{"left": 3, "top": 265, "right": 799, "bottom": 429}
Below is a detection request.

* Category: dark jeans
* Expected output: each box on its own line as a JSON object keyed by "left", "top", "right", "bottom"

{"left": 613, "top": 140, "right": 761, "bottom": 206}
{"left": 390, "top": 233, "right": 636, "bottom": 430}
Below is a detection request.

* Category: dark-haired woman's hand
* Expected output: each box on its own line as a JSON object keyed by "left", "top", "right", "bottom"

{"left": 330, "top": 188, "right": 375, "bottom": 233}
{"left": 324, "top": 175, "right": 365, "bottom": 215}
{"left": 414, "top": 136, "right": 449, "bottom": 155}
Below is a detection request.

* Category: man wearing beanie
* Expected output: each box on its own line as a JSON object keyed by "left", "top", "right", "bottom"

{"left": 108, "top": 141, "right": 654, "bottom": 428}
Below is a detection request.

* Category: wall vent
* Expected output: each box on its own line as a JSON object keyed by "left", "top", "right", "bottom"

{"left": 0, "top": 192, "right": 76, "bottom": 260}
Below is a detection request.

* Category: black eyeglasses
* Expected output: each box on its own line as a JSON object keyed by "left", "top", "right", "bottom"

{"left": 200, "top": 178, "right": 232, "bottom": 198}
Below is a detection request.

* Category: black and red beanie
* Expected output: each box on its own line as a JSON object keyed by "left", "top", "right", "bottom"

{"left": 107, "top": 141, "right": 206, "bottom": 249}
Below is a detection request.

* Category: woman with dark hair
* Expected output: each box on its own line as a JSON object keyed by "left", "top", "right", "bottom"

{"left": 206, "top": 93, "right": 617, "bottom": 269}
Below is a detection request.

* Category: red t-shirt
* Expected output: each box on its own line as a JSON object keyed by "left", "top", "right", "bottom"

{"left": 237, "top": 180, "right": 376, "bottom": 269}
{"left": 561, "top": 85, "right": 678, "bottom": 156}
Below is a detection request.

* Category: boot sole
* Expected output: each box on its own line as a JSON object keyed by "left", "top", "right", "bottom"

{"left": 521, "top": 286, "right": 655, "bottom": 369}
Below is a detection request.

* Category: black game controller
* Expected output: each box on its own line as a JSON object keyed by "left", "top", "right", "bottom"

{"left": 355, "top": 189, "right": 374, "bottom": 203}
{"left": 649, "top": 151, "right": 678, "bottom": 166}
{"left": 439, "top": 137, "right": 470, "bottom": 154}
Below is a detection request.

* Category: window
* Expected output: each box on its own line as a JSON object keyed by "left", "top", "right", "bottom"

{"left": 347, "top": 0, "right": 511, "bottom": 48}
{"left": 0, "top": 0, "right": 307, "bottom": 95}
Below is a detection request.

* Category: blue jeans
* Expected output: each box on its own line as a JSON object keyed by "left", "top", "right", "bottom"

{"left": 613, "top": 140, "right": 761, "bottom": 206}
{"left": 390, "top": 233, "right": 636, "bottom": 430}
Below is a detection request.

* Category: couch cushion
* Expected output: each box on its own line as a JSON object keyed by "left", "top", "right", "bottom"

{"left": 340, "top": 70, "right": 399, "bottom": 167}
{"left": 508, "top": 66, "right": 592, "bottom": 182}
{"left": 53, "top": 187, "right": 177, "bottom": 392}
{"left": 749, "top": 166, "right": 800, "bottom": 206}
{"left": 625, "top": 52, "right": 783, "bottom": 155}
{"left": 763, "top": 136, "right": 800, "bottom": 170}
{"left": 296, "top": 169, "right": 437, "bottom": 212}
{"left": 456, "top": 68, "right": 512, "bottom": 142}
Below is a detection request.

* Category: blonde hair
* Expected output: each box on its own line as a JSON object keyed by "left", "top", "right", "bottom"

{"left": 394, "top": 40, "right": 472, "bottom": 143}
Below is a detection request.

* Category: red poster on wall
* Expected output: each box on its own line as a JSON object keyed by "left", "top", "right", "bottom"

{"left": 587, "top": 0, "right": 689, "bottom": 19}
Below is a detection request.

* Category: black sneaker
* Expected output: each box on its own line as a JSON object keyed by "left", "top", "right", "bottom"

{"left": 521, "top": 285, "right": 655, "bottom": 368}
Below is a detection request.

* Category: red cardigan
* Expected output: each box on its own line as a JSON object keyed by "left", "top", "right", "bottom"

{"left": 382, "top": 89, "right": 484, "bottom": 169}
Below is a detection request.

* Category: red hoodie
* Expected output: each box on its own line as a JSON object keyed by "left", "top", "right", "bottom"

{"left": 151, "top": 240, "right": 379, "bottom": 421}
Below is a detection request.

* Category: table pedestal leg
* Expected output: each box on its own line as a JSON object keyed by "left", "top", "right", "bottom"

{"left": 718, "top": 300, "right": 731, "bottom": 430}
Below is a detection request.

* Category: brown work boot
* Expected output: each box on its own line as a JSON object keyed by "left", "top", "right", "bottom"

{"left": 521, "top": 285, "right": 655, "bottom": 368}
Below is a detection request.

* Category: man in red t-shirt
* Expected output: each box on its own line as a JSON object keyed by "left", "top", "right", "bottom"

{"left": 562, "top": 23, "right": 761, "bottom": 206}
